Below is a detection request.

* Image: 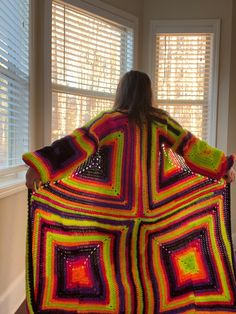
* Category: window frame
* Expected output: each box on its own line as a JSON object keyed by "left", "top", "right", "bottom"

{"left": 43, "top": 0, "right": 138, "bottom": 145}
{"left": 0, "top": 0, "right": 33, "bottom": 197}
{"left": 149, "top": 19, "right": 220, "bottom": 146}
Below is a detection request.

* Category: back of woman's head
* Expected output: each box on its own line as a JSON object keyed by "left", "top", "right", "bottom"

{"left": 114, "top": 70, "right": 153, "bottom": 126}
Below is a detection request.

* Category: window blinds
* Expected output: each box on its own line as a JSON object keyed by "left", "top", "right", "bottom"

{"left": 154, "top": 33, "right": 213, "bottom": 140}
{"left": 0, "top": 0, "right": 29, "bottom": 170}
{"left": 51, "top": 1, "right": 133, "bottom": 141}
{"left": 52, "top": 92, "right": 113, "bottom": 139}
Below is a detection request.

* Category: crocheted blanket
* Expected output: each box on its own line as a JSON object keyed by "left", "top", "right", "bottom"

{"left": 23, "top": 110, "right": 236, "bottom": 313}
{"left": 26, "top": 146, "right": 236, "bottom": 313}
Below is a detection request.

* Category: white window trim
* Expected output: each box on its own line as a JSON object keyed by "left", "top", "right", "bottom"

{"left": 0, "top": 0, "right": 34, "bottom": 198}
{"left": 149, "top": 19, "right": 220, "bottom": 146}
{"left": 0, "top": 165, "right": 28, "bottom": 199}
{"left": 43, "top": 0, "right": 139, "bottom": 146}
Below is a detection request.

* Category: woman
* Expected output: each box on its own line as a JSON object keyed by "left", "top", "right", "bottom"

{"left": 23, "top": 71, "right": 236, "bottom": 313}
{"left": 25, "top": 70, "right": 236, "bottom": 187}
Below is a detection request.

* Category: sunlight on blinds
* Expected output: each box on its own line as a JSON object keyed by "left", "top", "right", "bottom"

{"left": 52, "top": 92, "right": 113, "bottom": 141}
{"left": 51, "top": 1, "right": 133, "bottom": 139}
{"left": 0, "top": 0, "right": 29, "bottom": 169}
{"left": 155, "top": 33, "right": 213, "bottom": 140}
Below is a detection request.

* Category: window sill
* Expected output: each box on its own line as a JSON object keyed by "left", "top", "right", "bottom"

{"left": 0, "top": 181, "right": 27, "bottom": 200}
{"left": 0, "top": 166, "right": 27, "bottom": 199}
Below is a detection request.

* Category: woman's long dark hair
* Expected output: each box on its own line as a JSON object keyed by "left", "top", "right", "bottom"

{"left": 113, "top": 70, "right": 154, "bottom": 126}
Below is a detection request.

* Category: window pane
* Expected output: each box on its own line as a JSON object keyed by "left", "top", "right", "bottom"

{"left": 0, "top": 0, "right": 29, "bottom": 170}
{"left": 52, "top": 92, "right": 113, "bottom": 141}
{"left": 155, "top": 33, "right": 213, "bottom": 140}
{"left": 52, "top": 1, "right": 133, "bottom": 94}
{"left": 157, "top": 103, "right": 208, "bottom": 139}
{"left": 51, "top": 1, "right": 134, "bottom": 140}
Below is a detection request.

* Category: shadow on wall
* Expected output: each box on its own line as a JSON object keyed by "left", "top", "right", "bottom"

{"left": 15, "top": 300, "right": 26, "bottom": 314}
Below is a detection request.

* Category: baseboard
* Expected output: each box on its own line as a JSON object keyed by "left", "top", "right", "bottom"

{"left": 0, "top": 271, "right": 25, "bottom": 314}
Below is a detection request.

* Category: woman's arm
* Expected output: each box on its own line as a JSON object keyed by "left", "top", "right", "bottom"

{"left": 25, "top": 167, "right": 41, "bottom": 190}
{"left": 224, "top": 167, "right": 236, "bottom": 183}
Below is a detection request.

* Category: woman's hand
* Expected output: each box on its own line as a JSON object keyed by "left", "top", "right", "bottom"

{"left": 224, "top": 167, "right": 236, "bottom": 184}
{"left": 26, "top": 167, "right": 41, "bottom": 190}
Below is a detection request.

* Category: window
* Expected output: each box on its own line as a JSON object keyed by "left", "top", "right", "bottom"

{"left": 51, "top": 0, "right": 134, "bottom": 141}
{"left": 150, "top": 20, "right": 220, "bottom": 144}
{"left": 0, "top": 0, "right": 29, "bottom": 173}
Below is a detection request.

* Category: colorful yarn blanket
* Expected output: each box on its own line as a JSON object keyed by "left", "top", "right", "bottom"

{"left": 24, "top": 111, "right": 236, "bottom": 313}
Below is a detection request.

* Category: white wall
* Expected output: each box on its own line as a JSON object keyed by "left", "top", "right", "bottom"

{"left": 99, "top": 0, "right": 143, "bottom": 16}
{"left": 0, "top": 191, "right": 27, "bottom": 314}
{"left": 228, "top": 0, "right": 236, "bottom": 242}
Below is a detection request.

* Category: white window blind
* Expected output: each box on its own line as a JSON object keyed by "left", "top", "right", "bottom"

{"left": 154, "top": 31, "right": 215, "bottom": 141}
{"left": 0, "top": 0, "right": 29, "bottom": 170}
{"left": 51, "top": 0, "right": 134, "bottom": 141}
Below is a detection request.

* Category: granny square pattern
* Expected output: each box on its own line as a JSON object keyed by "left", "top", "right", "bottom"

{"left": 23, "top": 111, "right": 236, "bottom": 313}
{"left": 26, "top": 146, "right": 236, "bottom": 313}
